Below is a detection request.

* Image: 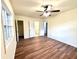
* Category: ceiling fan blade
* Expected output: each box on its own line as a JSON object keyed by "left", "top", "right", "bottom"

{"left": 41, "top": 5, "right": 48, "bottom": 7}
{"left": 36, "top": 11, "right": 43, "bottom": 12}
{"left": 40, "top": 14, "right": 43, "bottom": 16}
{"left": 51, "top": 10, "right": 60, "bottom": 12}
{"left": 42, "top": 5, "right": 48, "bottom": 9}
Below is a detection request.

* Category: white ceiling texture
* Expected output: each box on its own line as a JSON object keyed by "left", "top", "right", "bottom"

{"left": 10, "top": 0, "right": 76, "bottom": 18}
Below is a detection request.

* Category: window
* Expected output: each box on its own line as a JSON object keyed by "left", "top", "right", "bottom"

{"left": 2, "top": 4, "right": 13, "bottom": 45}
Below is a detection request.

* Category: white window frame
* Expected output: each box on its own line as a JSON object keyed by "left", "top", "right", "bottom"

{"left": 1, "top": 1, "right": 13, "bottom": 47}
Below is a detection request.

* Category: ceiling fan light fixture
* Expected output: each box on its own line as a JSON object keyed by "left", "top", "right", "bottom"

{"left": 43, "top": 12, "right": 51, "bottom": 17}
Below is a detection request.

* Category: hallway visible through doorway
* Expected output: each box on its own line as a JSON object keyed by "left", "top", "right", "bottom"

{"left": 17, "top": 21, "right": 24, "bottom": 41}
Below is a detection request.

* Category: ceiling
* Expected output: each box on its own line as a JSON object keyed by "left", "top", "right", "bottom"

{"left": 10, "top": 0, "right": 76, "bottom": 18}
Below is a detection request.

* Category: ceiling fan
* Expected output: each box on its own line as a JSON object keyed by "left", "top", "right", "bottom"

{"left": 36, "top": 5, "right": 60, "bottom": 16}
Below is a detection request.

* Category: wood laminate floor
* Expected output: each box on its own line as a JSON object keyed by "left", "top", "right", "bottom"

{"left": 15, "top": 36, "right": 77, "bottom": 59}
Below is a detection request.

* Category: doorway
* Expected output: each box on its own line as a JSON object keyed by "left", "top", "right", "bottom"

{"left": 29, "top": 21, "right": 48, "bottom": 37}
{"left": 29, "top": 21, "right": 40, "bottom": 37}
{"left": 44, "top": 22, "right": 48, "bottom": 36}
{"left": 17, "top": 21, "right": 24, "bottom": 41}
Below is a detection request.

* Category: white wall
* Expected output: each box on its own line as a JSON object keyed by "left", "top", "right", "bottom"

{"left": 48, "top": 8, "right": 77, "bottom": 47}
{"left": 16, "top": 15, "right": 44, "bottom": 39}
{"left": 1, "top": 4, "right": 6, "bottom": 59}
{"left": 1, "top": 0, "right": 16, "bottom": 59}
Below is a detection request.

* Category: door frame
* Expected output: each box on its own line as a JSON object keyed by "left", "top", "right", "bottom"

{"left": 15, "top": 20, "right": 24, "bottom": 42}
